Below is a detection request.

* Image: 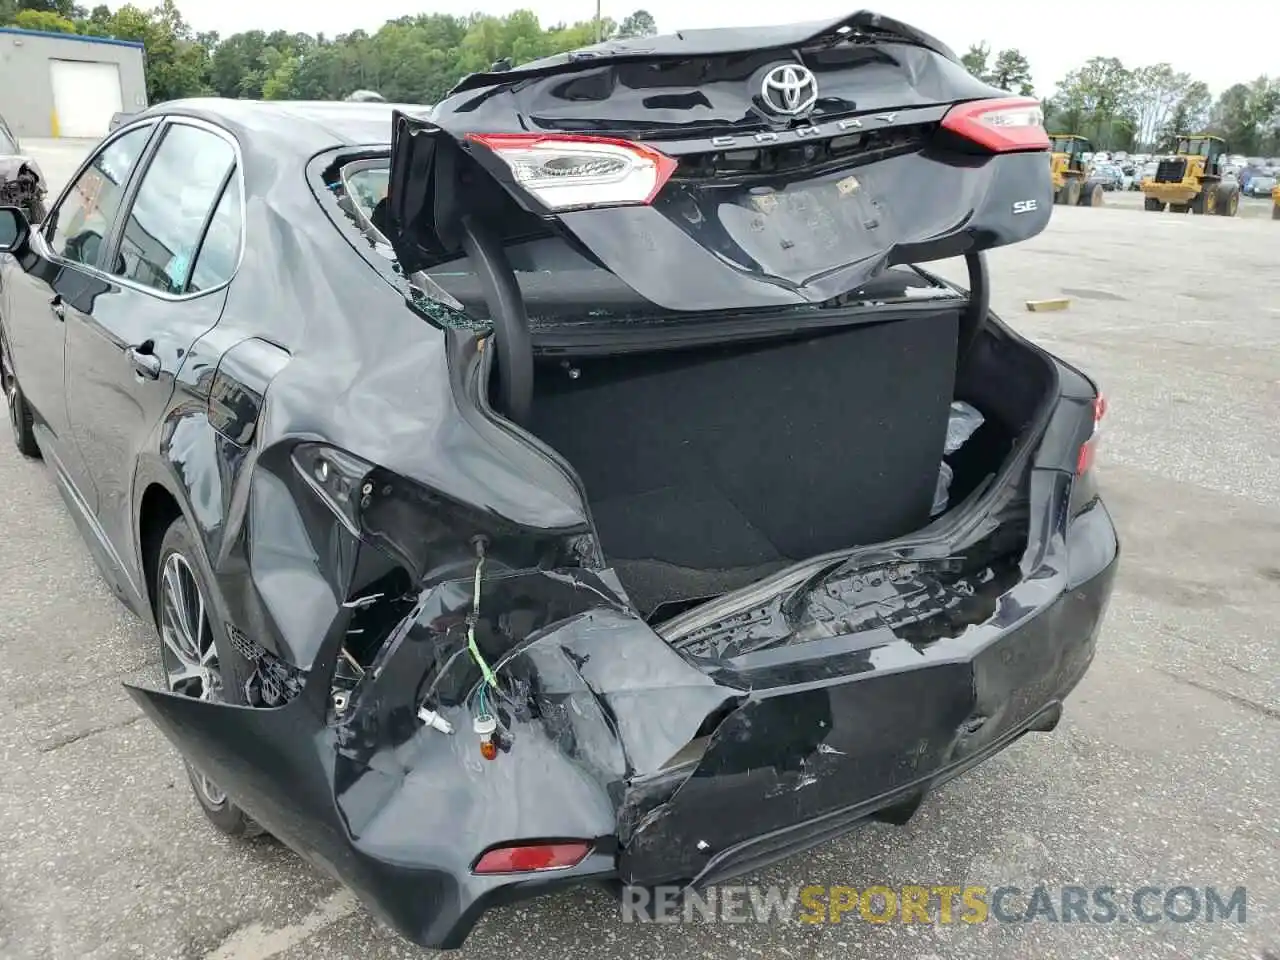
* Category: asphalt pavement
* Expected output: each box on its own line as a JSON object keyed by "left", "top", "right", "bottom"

{"left": 0, "top": 140, "right": 1277, "bottom": 960}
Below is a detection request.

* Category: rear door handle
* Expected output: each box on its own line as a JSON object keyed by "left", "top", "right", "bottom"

{"left": 49, "top": 294, "right": 64, "bottom": 320}
{"left": 127, "top": 343, "right": 161, "bottom": 380}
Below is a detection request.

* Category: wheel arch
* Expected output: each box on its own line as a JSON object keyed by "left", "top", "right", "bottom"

{"left": 132, "top": 442, "right": 227, "bottom": 625}
{"left": 137, "top": 479, "right": 185, "bottom": 619}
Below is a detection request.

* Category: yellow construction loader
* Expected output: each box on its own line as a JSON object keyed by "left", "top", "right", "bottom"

{"left": 1049, "top": 135, "right": 1105, "bottom": 206}
{"left": 1272, "top": 181, "right": 1279, "bottom": 220}
{"left": 1140, "top": 135, "right": 1240, "bottom": 216}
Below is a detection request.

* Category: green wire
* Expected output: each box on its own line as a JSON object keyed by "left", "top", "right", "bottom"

{"left": 467, "top": 555, "right": 499, "bottom": 691}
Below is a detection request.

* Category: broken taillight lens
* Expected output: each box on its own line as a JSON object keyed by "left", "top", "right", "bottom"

{"left": 1076, "top": 393, "right": 1107, "bottom": 476}
{"left": 472, "top": 841, "right": 592, "bottom": 875}
{"left": 466, "top": 133, "right": 677, "bottom": 210}
{"left": 941, "top": 97, "right": 1049, "bottom": 152}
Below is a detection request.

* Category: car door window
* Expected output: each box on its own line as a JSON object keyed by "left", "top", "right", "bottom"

{"left": 187, "top": 174, "right": 242, "bottom": 294}
{"left": 48, "top": 125, "right": 152, "bottom": 268}
{"left": 113, "top": 124, "right": 235, "bottom": 295}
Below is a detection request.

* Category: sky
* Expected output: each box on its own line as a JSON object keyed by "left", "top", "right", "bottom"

{"left": 176, "top": 0, "right": 1274, "bottom": 97}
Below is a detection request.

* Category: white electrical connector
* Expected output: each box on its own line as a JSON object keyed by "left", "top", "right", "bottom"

{"left": 473, "top": 714, "right": 497, "bottom": 737}
{"left": 417, "top": 706, "right": 454, "bottom": 734}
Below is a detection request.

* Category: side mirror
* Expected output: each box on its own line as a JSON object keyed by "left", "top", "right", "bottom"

{"left": 0, "top": 205, "right": 31, "bottom": 253}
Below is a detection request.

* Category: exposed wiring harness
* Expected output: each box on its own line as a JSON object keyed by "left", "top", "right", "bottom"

{"left": 419, "top": 537, "right": 507, "bottom": 738}
{"left": 467, "top": 537, "right": 499, "bottom": 699}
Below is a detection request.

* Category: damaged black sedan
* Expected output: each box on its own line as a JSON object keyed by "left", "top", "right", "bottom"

{"left": 0, "top": 9, "right": 1117, "bottom": 950}
{"left": 0, "top": 113, "right": 48, "bottom": 223}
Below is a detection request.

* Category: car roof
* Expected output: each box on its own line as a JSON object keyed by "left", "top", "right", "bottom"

{"left": 135, "top": 98, "right": 417, "bottom": 158}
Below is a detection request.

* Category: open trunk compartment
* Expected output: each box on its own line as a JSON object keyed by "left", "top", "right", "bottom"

{"left": 380, "top": 4, "right": 1061, "bottom": 624}
{"left": 527, "top": 312, "right": 961, "bottom": 619}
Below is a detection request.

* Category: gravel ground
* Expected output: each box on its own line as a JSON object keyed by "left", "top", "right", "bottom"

{"left": 0, "top": 140, "right": 1277, "bottom": 960}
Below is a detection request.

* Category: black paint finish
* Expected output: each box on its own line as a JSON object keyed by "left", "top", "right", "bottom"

{"left": 0, "top": 11, "right": 1118, "bottom": 951}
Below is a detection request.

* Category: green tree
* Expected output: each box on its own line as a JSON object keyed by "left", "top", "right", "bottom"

{"left": 17, "top": 0, "right": 78, "bottom": 16}
{"left": 960, "top": 42, "right": 991, "bottom": 82}
{"left": 262, "top": 55, "right": 296, "bottom": 100}
{"left": 1163, "top": 81, "right": 1211, "bottom": 142}
{"left": 1210, "top": 76, "right": 1280, "bottom": 154}
{"left": 616, "top": 9, "right": 656, "bottom": 39}
{"left": 74, "top": 2, "right": 110, "bottom": 33}
{"left": 12, "top": 6, "right": 74, "bottom": 29}
{"left": 1125, "top": 64, "right": 1196, "bottom": 148}
{"left": 209, "top": 30, "right": 268, "bottom": 97}
{"left": 16, "top": 4, "right": 660, "bottom": 107}
{"left": 990, "top": 48, "right": 1033, "bottom": 96}
{"left": 1051, "top": 57, "right": 1133, "bottom": 148}
{"left": 105, "top": 0, "right": 211, "bottom": 102}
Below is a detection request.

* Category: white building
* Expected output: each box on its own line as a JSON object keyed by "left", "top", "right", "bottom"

{"left": 0, "top": 26, "right": 148, "bottom": 139}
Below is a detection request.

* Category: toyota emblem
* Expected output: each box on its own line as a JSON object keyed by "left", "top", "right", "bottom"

{"left": 761, "top": 64, "right": 818, "bottom": 117}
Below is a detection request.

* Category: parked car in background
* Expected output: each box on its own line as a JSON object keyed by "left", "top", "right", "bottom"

{"left": 1245, "top": 174, "right": 1277, "bottom": 198}
{"left": 0, "top": 113, "right": 48, "bottom": 223}
{"left": 1093, "top": 163, "right": 1124, "bottom": 190}
{"left": 0, "top": 12, "right": 1118, "bottom": 948}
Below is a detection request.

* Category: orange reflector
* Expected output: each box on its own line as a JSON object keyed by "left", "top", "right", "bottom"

{"left": 479, "top": 738, "right": 498, "bottom": 761}
{"left": 473, "top": 841, "right": 592, "bottom": 875}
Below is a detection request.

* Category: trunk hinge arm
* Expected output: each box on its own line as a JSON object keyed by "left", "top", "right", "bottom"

{"left": 458, "top": 214, "right": 534, "bottom": 426}
{"left": 956, "top": 250, "right": 990, "bottom": 372}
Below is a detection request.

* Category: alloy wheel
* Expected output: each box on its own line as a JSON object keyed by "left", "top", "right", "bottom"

{"left": 158, "top": 551, "right": 227, "bottom": 807}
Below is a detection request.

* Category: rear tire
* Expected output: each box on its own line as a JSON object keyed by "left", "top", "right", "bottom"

{"left": 1080, "top": 183, "right": 1103, "bottom": 206}
{"left": 1064, "top": 178, "right": 1082, "bottom": 207}
{"left": 1215, "top": 186, "right": 1239, "bottom": 217}
{"left": 154, "top": 518, "right": 264, "bottom": 839}
{"left": 1272, "top": 203, "right": 1280, "bottom": 220}
{"left": 1143, "top": 196, "right": 1165, "bottom": 211}
{"left": 1191, "top": 189, "right": 1209, "bottom": 215}
{"left": 1, "top": 327, "right": 40, "bottom": 458}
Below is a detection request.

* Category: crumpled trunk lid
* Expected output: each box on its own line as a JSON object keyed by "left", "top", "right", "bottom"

{"left": 386, "top": 11, "right": 1052, "bottom": 313}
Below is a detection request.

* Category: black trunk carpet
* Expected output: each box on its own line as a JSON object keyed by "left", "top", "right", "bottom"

{"left": 530, "top": 315, "right": 958, "bottom": 618}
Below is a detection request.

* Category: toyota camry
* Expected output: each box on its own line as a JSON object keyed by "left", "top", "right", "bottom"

{"left": 0, "top": 10, "right": 1118, "bottom": 949}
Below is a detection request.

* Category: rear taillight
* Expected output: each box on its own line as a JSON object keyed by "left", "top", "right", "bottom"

{"left": 941, "top": 97, "right": 1049, "bottom": 152}
{"left": 1076, "top": 393, "right": 1107, "bottom": 475}
{"left": 466, "top": 133, "right": 677, "bottom": 211}
{"left": 472, "top": 841, "right": 592, "bottom": 875}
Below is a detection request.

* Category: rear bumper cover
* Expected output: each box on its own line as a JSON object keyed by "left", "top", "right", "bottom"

{"left": 411, "top": 503, "right": 1116, "bottom": 943}
{"left": 128, "top": 477, "right": 1117, "bottom": 950}
{"left": 620, "top": 499, "right": 1117, "bottom": 886}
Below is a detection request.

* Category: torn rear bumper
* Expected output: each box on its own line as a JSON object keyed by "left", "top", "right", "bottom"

{"left": 128, "top": 491, "right": 1116, "bottom": 949}
{"left": 619, "top": 499, "right": 1117, "bottom": 886}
